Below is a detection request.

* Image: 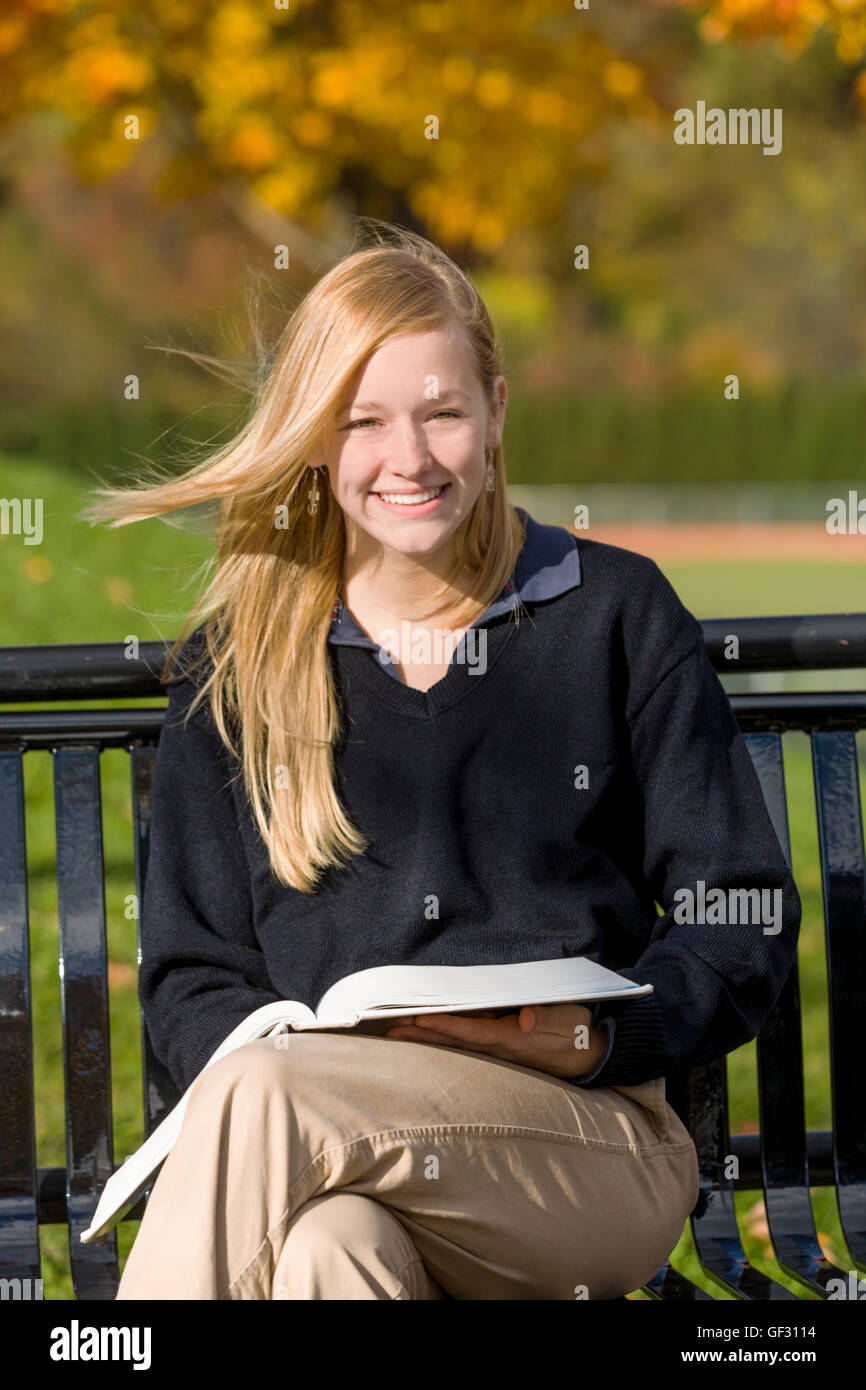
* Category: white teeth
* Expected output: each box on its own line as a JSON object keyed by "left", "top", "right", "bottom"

{"left": 377, "top": 487, "right": 444, "bottom": 506}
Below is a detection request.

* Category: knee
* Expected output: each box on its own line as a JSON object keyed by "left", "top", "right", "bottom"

{"left": 274, "top": 1193, "right": 425, "bottom": 1300}
{"left": 286, "top": 1193, "right": 398, "bottom": 1256}
{"left": 189, "top": 1035, "right": 295, "bottom": 1105}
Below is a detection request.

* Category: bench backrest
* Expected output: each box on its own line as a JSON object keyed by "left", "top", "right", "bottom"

{"left": 0, "top": 615, "right": 864, "bottom": 1300}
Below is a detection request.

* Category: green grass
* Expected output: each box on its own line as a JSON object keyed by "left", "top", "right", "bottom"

{"left": 655, "top": 563, "right": 864, "bottom": 622}
{"left": 0, "top": 455, "right": 216, "bottom": 647}
{"left": 1, "top": 452, "right": 863, "bottom": 1300}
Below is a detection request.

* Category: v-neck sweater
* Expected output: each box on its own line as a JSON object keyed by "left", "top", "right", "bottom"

{"left": 138, "top": 525, "right": 801, "bottom": 1111}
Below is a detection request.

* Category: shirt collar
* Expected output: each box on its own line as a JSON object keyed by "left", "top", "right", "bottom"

{"left": 328, "top": 507, "right": 581, "bottom": 645}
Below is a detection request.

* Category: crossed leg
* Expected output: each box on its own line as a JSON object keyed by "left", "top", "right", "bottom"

{"left": 272, "top": 1191, "right": 448, "bottom": 1300}
{"left": 116, "top": 1031, "right": 698, "bottom": 1301}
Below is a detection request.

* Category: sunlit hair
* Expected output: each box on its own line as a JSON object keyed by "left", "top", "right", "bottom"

{"left": 81, "top": 219, "right": 527, "bottom": 892}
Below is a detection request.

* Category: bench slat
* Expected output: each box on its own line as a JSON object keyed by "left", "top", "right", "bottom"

{"left": 747, "top": 733, "right": 839, "bottom": 1295}
{"left": 54, "top": 747, "right": 119, "bottom": 1299}
{"left": 688, "top": 1059, "right": 801, "bottom": 1299}
{"left": 643, "top": 1264, "right": 716, "bottom": 1300}
{"left": 130, "top": 747, "right": 182, "bottom": 1141}
{"left": 0, "top": 751, "right": 41, "bottom": 1285}
{"left": 812, "top": 730, "right": 866, "bottom": 1270}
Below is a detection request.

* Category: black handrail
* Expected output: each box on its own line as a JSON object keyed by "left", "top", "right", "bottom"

{"left": 0, "top": 613, "right": 864, "bottom": 703}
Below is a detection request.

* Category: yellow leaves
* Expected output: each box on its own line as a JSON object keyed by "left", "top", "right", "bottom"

{"left": 0, "top": 16, "right": 27, "bottom": 55}
{"left": 72, "top": 126, "right": 147, "bottom": 180}
{"left": 310, "top": 43, "right": 407, "bottom": 116}
{"left": 474, "top": 268, "right": 557, "bottom": 336}
{"left": 253, "top": 162, "right": 323, "bottom": 216}
{"left": 476, "top": 70, "right": 513, "bottom": 108}
{"left": 295, "top": 109, "right": 332, "bottom": 149}
{"left": 25, "top": 0, "right": 80, "bottom": 14}
{"left": 411, "top": 2, "right": 457, "bottom": 33}
{"left": 472, "top": 212, "right": 508, "bottom": 253}
{"left": 151, "top": 0, "right": 204, "bottom": 36}
{"left": 440, "top": 58, "right": 475, "bottom": 95}
{"left": 698, "top": 14, "right": 733, "bottom": 42}
{"left": 209, "top": 1, "right": 271, "bottom": 54}
{"left": 223, "top": 119, "right": 280, "bottom": 171}
{"left": 196, "top": 54, "right": 275, "bottom": 108}
{"left": 412, "top": 185, "right": 477, "bottom": 244}
{"left": 310, "top": 57, "right": 355, "bottom": 110}
{"left": 9, "top": 0, "right": 866, "bottom": 265}
{"left": 162, "top": 42, "right": 201, "bottom": 83}
{"left": 67, "top": 45, "right": 152, "bottom": 104}
{"left": 835, "top": 14, "right": 866, "bottom": 58}
{"left": 602, "top": 61, "right": 643, "bottom": 99}
{"left": 678, "top": 0, "right": 866, "bottom": 60}
{"left": 526, "top": 89, "right": 568, "bottom": 125}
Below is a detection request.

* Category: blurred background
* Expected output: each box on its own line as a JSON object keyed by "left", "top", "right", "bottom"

{"left": 0, "top": 0, "right": 864, "bottom": 1299}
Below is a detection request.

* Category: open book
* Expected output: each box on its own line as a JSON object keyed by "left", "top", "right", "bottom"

{"left": 80, "top": 956, "right": 651, "bottom": 1245}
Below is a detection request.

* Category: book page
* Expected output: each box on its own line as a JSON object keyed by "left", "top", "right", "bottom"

{"left": 313, "top": 957, "right": 652, "bottom": 1027}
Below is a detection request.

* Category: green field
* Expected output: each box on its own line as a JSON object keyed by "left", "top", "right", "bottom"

{"left": 1, "top": 454, "right": 863, "bottom": 1300}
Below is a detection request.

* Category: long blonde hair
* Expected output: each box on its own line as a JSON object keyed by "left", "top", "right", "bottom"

{"left": 81, "top": 220, "right": 527, "bottom": 892}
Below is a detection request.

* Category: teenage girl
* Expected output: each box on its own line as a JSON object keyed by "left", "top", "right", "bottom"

{"left": 86, "top": 221, "right": 799, "bottom": 1300}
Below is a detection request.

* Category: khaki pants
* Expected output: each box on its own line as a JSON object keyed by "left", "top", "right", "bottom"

{"left": 116, "top": 1031, "right": 699, "bottom": 1301}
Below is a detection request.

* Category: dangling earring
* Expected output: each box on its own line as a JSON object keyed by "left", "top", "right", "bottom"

{"left": 307, "top": 466, "right": 320, "bottom": 516}
{"left": 485, "top": 448, "right": 496, "bottom": 493}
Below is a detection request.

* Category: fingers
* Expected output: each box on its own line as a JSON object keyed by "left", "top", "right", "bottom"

{"left": 521, "top": 1002, "right": 594, "bottom": 1035}
{"left": 409, "top": 1012, "right": 515, "bottom": 1046}
{"left": 383, "top": 1006, "right": 598, "bottom": 1077}
{"left": 386, "top": 1023, "right": 490, "bottom": 1050}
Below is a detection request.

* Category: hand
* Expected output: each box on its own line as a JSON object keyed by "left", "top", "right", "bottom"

{"left": 385, "top": 1003, "right": 608, "bottom": 1080}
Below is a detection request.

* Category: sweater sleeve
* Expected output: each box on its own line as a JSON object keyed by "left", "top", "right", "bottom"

{"left": 139, "top": 662, "right": 283, "bottom": 1093}
{"left": 578, "top": 611, "right": 801, "bottom": 1089}
{"left": 569, "top": 1016, "right": 616, "bottom": 1086}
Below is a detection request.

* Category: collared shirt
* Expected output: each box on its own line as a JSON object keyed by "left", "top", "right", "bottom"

{"left": 327, "top": 506, "right": 582, "bottom": 678}
{"left": 326, "top": 505, "right": 615, "bottom": 1084}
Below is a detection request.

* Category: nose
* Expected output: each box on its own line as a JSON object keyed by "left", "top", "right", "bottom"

{"left": 388, "top": 418, "right": 433, "bottom": 478}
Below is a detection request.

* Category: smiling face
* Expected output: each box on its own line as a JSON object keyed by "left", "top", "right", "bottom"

{"left": 309, "top": 321, "right": 506, "bottom": 568}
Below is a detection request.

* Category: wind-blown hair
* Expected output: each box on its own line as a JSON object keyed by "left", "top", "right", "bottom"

{"left": 81, "top": 220, "right": 526, "bottom": 892}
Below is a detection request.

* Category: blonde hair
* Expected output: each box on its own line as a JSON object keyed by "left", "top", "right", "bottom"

{"left": 81, "top": 220, "right": 527, "bottom": 892}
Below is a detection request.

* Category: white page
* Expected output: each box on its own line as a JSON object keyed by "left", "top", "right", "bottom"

{"left": 314, "top": 957, "right": 651, "bottom": 1025}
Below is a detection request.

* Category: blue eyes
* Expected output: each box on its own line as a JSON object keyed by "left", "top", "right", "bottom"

{"left": 345, "top": 410, "right": 463, "bottom": 431}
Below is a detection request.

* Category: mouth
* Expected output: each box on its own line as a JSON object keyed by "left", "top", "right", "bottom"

{"left": 370, "top": 483, "right": 450, "bottom": 513}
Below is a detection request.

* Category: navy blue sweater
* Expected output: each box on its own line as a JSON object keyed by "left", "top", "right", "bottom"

{"left": 139, "top": 518, "right": 801, "bottom": 1111}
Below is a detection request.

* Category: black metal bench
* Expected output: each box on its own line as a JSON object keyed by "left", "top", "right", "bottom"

{"left": 1, "top": 615, "right": 864, "bottom": 1300}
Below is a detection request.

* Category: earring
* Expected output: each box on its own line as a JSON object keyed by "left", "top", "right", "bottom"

{"left": 307, "top": 466, "right": 320, "bottom": 516}
{"left": 485, "top": 448, "right": 496, "bottom": 493}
